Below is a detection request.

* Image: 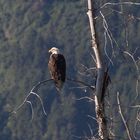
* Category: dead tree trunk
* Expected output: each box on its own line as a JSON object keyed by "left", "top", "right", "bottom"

{"left": 87, "top": 0, "right": 109, "bottom": 139}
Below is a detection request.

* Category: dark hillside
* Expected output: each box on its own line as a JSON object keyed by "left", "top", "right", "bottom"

{"left": 0, "top": 0, "right": 139, "bottom": 140}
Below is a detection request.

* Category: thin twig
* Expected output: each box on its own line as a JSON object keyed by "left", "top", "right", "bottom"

{"left": 30, "top": 91, "right": 47, "bottom": 116}
{"left": 133, "top": 120, "right": 139, "bottom": 139}
{"left": 87, "top": 123, "right": 94, "bottom": 137}
{"left": 123, "top": 51, "right": 139, "bottom": 72}
{"left": 12, "top": 79, "right": 53, "bottom": 116}
{"left": 78, "top": 71, "right": 91, "bottom": 77}
{"left": 87, "top": 115, "right": 98, "bottom": 123}
{"left": 101, "top": 2, "right": 140, "bottom": 9}
{"left": 12, "top": 93, "right": 31, "bottom": 113}
{"left": 117, "top": 92, "right": 132, "bottom": 140}
{"left": 100, "top": 11, "right": 114, "bottom": 65}
{"left": 26, "top": 100, "right": 34, "bottom": 121}
{"left": 90, "top": 53, "right": 96, "bottom": 64}
{"left": 31, "top": 79, "right": 53, "bottom": 92}
{"left": 130, "top": 105, "right": 140, "bottom": 108}
{"left": 133, "top": 108, "right": 140, "bottom": 139}
{"left": 134, "top": 79, "right": 139, "bottom": 101}
{"left": 67, "top": 78, "right": 95, "bottom": 91}
{"left": 80, "top": 64, "right": 96, "bottom": 72}
{"left": 136, "top": 108, "right": 140, "bottom": 121}
{"left": 76, "top": 96, "right": 94, "bottom": 102}
{"left": 69, "top": 86, "right": 88, "bottom": 89}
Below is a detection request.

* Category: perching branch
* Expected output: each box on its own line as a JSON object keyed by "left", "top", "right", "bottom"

{"left": 13, "top": 77, "right": 95, "bottom": 118}
{"left": 12, "top": 79, "right": 53, "bottom": 117}
{"left": 30, "top": 79, "right": 53, "bottom": 93}
{"left": 67, "top": 78, "right": 95, "bottom": 91}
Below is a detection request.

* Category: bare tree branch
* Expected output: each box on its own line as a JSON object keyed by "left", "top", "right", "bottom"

{"left": 123, "top": 51, "right": 139, "bottom": 72}
{"left": 76, "top": 97, "right": 94, "bottom": 102}
{"left": 12, "top": 79, "right": 53, "bottom": 117}
{"left": 26, "top": 100, "right": 34, "bottom": 121}
{"left": 117, "top": 92, "right": 132, "bottom": 140}
{"left": 30, "top": 91, "right": 47, "bottom": 116}
{"left": 101, "top": 2, "right": 140, "bottom": 9}
{"left": 67, "top": 78, "right": 95, "bottom": 91}
{"left": 100, "top": 11, "right": 114, "bottom": 65}
{"left": 134, "top": 79, "right": 139, "bottom": 101}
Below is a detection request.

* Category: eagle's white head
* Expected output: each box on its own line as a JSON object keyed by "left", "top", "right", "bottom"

{"left": 48, "top": 47, "right": 60, "bottom": 54}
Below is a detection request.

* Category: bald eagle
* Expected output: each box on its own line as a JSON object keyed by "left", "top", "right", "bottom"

{"left": 48, "top": 47, "right": 66, "bottom": 91}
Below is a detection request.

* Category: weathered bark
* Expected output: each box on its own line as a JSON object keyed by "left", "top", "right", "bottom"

{"left": 87, "top": 0, "right": 109, "bottom": 139}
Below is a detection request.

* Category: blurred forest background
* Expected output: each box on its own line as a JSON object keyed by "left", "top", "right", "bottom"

{"left": 0, "top": 0, "right": 139, "bottom": 140}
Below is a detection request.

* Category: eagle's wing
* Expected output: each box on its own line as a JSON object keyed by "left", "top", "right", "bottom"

{"left": 48, "top": 54, "right": 66, "bottom": 90}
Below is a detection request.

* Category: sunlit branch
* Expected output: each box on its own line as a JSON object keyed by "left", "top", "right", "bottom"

{"left": 117, "top": 92, "right": 132, "bottom": 140}
{"left": 76, "top": 96, "right": 94, "bottom": 102}
{"left": 133, "top": 47, "right": 139, "bottom": 56}
{"left": 66, "top": 78, "right": 95, "bottom": 91}
{"left": 101, "top": 2, "right": 140, "bottom": 9}
{"left": 80, "top": 63, "right": 96, "bottom": 72}
{"left": 30, "top": 91, "right": 47, "bottom": 116}
{"left": 87, "top": 115, "right": 98, "bottom": 123}
{"left": 30, "top": 79, "right": 53, "bottom": 92}
{"left": 130, "top": 105, "right": 140, "bottom": 108}
{"left": 136, "top": 108, "right": 140, "bottom": 121}
{"left": 123, "top": 51, "right": 139, "bottom": 72}
{"left": 12, "top": 79, "right": 53, "bottom": 117}
{"left": 100, "top": 11, "right": 114, "bottom": 65}
{"left": 12, "top": 92, "right": 31, "bottom": 114}
{"left": 100, "top": 11, "right": 114, "bottom": 50}
{"left": 69, "top": 86, "right": 89, "bottom": 89}
{"left": 133, "top": 108, "right": 140, "bottom": 139}
{"left": 90, "top": 53, "right": 96, "bottom": 64}
{"left": 26, "top": 100, "right": 34, "bottom": 121}
{"left": 134, "top": 80, "right": 139, "bottom": 101}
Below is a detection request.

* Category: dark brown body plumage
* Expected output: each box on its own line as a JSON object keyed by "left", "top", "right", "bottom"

{"left": 48, "top": 53, "right": 66, "bottom": 91}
